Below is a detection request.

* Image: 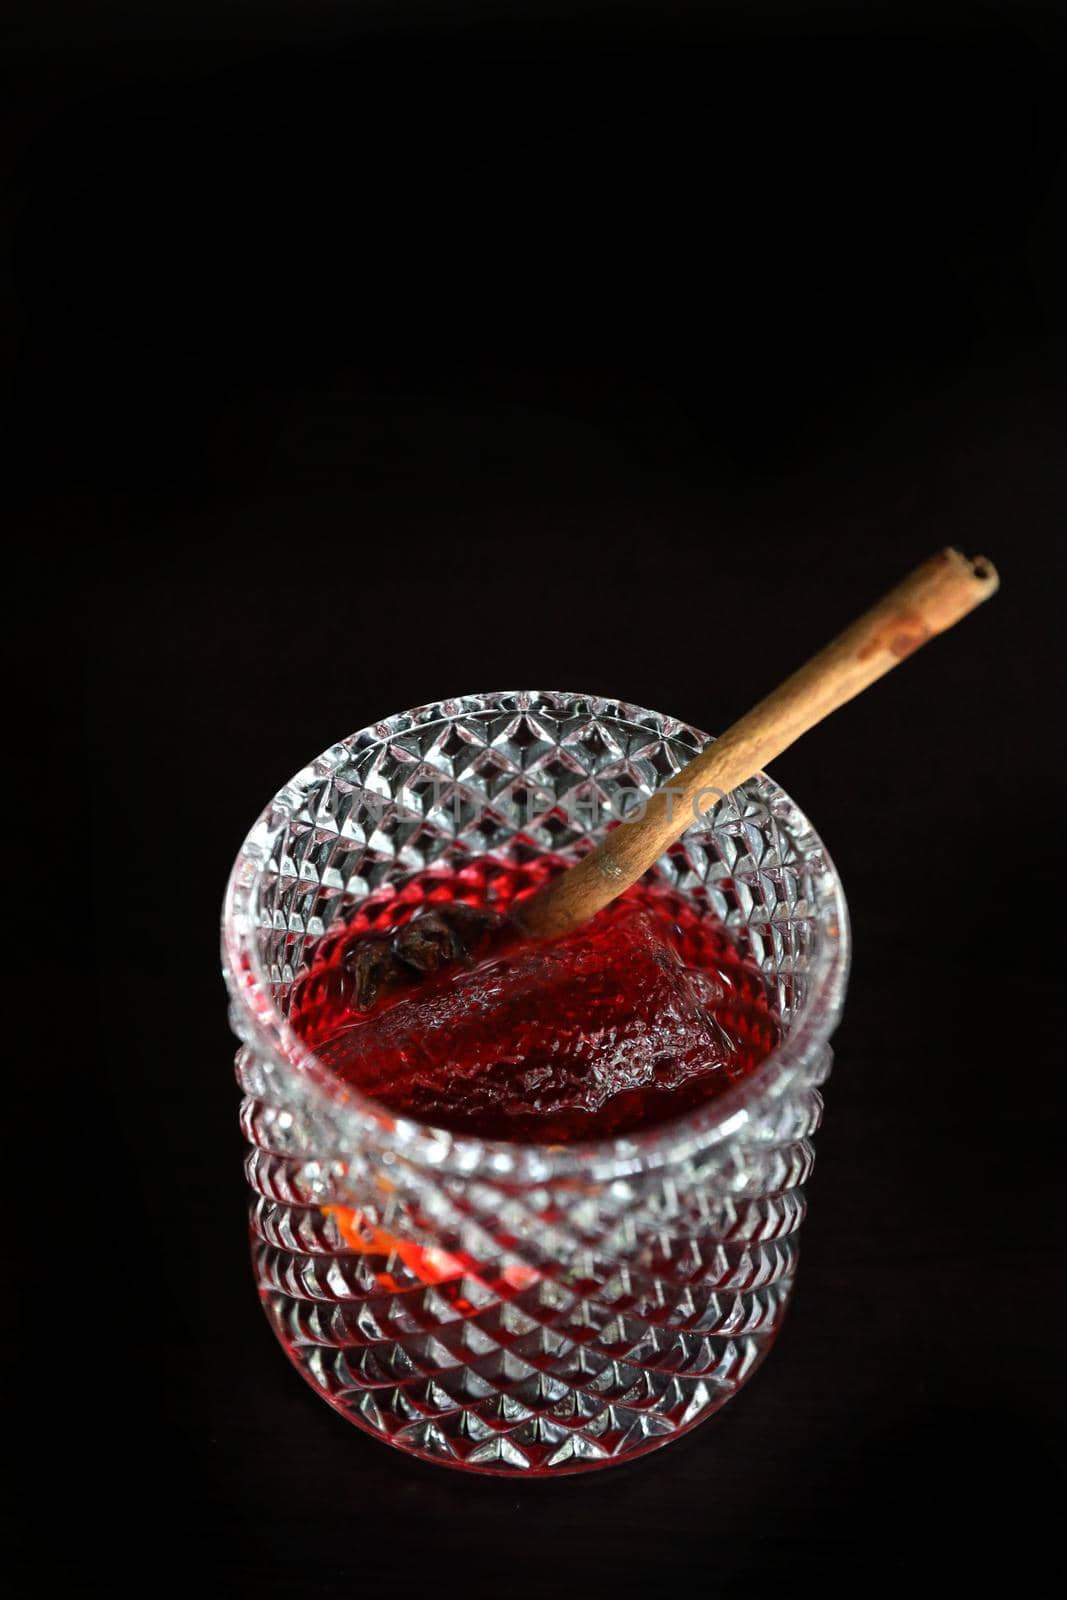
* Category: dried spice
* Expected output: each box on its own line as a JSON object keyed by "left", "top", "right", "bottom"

{"left": 341, "top": 900, "right": 505, "bottom": 1010}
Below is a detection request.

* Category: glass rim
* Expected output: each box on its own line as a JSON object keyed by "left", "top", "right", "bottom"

{"left": 221, "top": 689, "right": 850, "bottom": 1182}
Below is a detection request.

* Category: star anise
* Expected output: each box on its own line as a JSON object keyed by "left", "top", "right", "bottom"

{"left": 392, "top": 901, "right": 503, "bottom": 974}
{"left": 341, "top": 902, "right": 507, "bottom": 1011}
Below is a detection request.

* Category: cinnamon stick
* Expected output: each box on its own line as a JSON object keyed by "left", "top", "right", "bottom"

{"left": 517, "top": 548, "right": 998, "bottom": 941}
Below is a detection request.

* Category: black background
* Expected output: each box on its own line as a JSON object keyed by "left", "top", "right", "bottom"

{"left": 6, "top": 3, "right": 1067, "bottom": 1594}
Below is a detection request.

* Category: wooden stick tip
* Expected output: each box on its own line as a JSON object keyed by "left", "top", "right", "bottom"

{"left": 945, "top": 546, "right": 999, "bottom": 597}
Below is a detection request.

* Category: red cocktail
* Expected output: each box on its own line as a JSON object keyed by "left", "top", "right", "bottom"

{"left": 290, "top": 860, "right": 780, "bottom": 1143}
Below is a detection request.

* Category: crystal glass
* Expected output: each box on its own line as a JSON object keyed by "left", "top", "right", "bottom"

{"left": 222, "top": 690, "right": 849, "bottom": 1475}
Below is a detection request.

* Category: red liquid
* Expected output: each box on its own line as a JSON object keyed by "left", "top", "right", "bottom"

{"left": 289, "top": 861, "right": 780, "bottom": 1142}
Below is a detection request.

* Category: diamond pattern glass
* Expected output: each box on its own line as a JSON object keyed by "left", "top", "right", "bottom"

{"left": 222, "top": 691, "right": 850, "bottom": 1474}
